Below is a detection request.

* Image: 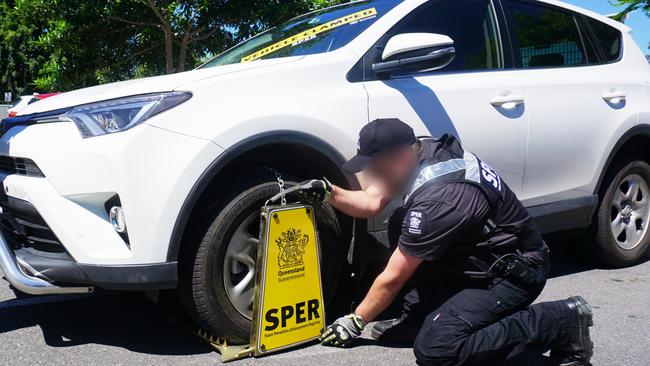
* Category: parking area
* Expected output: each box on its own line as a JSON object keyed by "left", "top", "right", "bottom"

{"left": 0, "top": 105, "right": 9, "bottom": 119}
{"left": 0, "top": 237, "right": 648, "bottom": 366}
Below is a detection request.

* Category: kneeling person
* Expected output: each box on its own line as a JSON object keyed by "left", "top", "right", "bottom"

{"left": 300, "top": 119, "right": 593, "bottom": 366}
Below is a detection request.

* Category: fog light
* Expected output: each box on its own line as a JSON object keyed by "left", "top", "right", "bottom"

{"left": 109, "top": 206, "right": 127, "bottom": 233}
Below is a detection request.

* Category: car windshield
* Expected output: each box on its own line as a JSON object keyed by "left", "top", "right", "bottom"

{"left": 9, "top": 98, "right": 25, "bottom": 109}
{"left": 201, "top": 0, "right": 401, "bottom": 68}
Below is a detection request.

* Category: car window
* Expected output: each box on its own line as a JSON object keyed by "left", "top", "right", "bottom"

{"left": 385, "top": 0, "right": 502, "bottom": 72}
{"left": 585, "top": 17, "right": 622, "bottom": 62}
{"left": 505, "top": 1, "right": 587, "bottom": 68}
{"left": 8, "top": 100, "right": 19, "bottom": 109}
{"left": 200, "top": 0, "right": 401, "bottom": 67}
{"left": 9, "top": 98, "right": 25, "bottom": 109}
{"left": 576, "top": 17, "right": 600, "bottom": 63}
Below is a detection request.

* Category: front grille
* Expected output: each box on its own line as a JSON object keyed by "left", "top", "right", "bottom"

{"left": 0, "top": 155, "right": 44, "bottom": 177}
{"left": 0, "top": 194, "right": 64, "bottom": 253}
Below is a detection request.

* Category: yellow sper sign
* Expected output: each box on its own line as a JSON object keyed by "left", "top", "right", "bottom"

{"left": 252, "top": 205, "right": 325, "bottom": 355}
{"left": 241, "top": 7, "right": 378, "bottom": 63}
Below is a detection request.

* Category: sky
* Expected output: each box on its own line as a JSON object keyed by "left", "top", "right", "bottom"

{"left": 564, "top": 0, "right": 650, "bottom": 52}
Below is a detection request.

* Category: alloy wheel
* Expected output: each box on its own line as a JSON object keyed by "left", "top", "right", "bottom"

{"left": 610, "top": 173, "right": 650, "bottom": 250}
{"left": 223, "top": 213, "right": 259, "bottom": 320}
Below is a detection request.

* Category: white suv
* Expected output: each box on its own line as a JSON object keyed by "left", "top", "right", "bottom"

{"left": 1, "top": 0, "right": 649, "bottom": 342}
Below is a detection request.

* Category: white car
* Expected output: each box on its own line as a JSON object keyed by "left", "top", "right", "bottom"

{"left": 6, "top": 94, "right": 60, "bottom": 118}
{"left": 1, "top": 0, "right": 648, "bottom": 342}
{"left": 6, "top": 95, "right": 38, "bottom": 118}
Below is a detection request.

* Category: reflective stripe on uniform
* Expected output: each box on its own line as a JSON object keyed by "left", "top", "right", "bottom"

{"left": 405, "top": 150, "right": 481, "bottom": 202}
{"left": 463, "top": 151, "right": 481, "bottom": 183}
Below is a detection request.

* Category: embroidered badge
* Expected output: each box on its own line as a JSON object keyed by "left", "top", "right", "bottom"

{"left": 408, "top": 211, "right": 423, "bottom": 235}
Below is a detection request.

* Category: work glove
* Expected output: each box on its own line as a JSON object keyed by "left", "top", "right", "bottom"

{"left": 296, "top": 178, "right": 332, "bottom": 204}
{"left": 319, "top": 313, "right": 366, "bottom": 348}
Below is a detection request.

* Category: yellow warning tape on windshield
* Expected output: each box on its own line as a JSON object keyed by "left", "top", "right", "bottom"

{"left": 241, "top": 7, "right": 377, "bottom": 63}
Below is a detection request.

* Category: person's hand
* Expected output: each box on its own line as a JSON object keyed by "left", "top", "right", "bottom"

{"left": 319, "top": 313, "right": 366, "bottom": 347}
{"left": 296, "top": 178, "right": 332, "bottom": 204}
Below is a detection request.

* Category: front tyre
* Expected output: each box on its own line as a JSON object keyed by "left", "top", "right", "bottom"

{"left": 180, "top": 180, "right": 342, "bottom": 343}
{"left": 593, "top": 158, "right": 650, "bottom": 267}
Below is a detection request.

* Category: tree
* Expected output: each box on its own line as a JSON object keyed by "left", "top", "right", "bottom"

{"left": 0, "top": 0, "right": 347, "bottom": 94}
{"left": 613, "top": 0, "right": 650, "bottom": 54}
{"left": 102, "top": 0, "right": 323, "bottom": 74}
{"left": 0, "top": 0, "right": 54, "bottom": 95}
{"left": 613, "top": 0, "right": 650, "bottom": 20}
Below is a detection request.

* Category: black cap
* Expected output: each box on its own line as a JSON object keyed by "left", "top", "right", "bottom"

{"left": 343, "top": 118, "right": 416, "bottom": 173}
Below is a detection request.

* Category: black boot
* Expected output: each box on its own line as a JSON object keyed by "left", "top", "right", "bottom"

{"left": 370, "top": 314, "right": 422, "bottom": 346}
{"left": 551, "top": 296, "right": 594, "bottom": 366}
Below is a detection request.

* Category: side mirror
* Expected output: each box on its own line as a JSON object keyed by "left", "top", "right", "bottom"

{"left": 372, "top": 33, "right": 456, "bottom": 77}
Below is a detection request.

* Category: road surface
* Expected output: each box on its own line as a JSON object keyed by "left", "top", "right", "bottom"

{"left": 1, "top": 237, "right": 648, "bottom": 366}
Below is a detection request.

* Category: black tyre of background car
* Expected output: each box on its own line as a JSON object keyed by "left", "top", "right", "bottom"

{"left": 180, "top": 179, "right": 343, "bottom": 343}
{"left": 592, "top": 158, "right": 650, "bottom": 267}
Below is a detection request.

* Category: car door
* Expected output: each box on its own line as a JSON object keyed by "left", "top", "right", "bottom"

{"left": 362, "top": 0, "right": 529, "bottom": 197}
{"left": 500, "top": 0, "right": 639, "bottom": 206}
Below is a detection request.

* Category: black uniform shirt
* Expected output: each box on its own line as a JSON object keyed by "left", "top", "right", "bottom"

{"left": 396, "top": 136, "right": 538, "bottom": 263}
{"left": 398, "top": 182, "right": 492, "bottom": 262}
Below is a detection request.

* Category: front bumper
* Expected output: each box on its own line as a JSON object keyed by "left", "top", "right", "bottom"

{"left": 0, "top": 227, "right": 92, "bottom": 295}
{"left": 9, "top": 245, "right": 177, "bottom": 290}
{"left": 0, "top": 114, "right": 223, "bottom": 291}
{"left": 0, "top": 174, "right": 178, "bottom": 291}
{"left": 0, "top": 225, "right": 177, "bottom": 293}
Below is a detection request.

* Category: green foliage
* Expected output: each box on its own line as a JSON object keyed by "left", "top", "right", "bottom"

{"left": 613, "top": 0, "right": 650, "bottom": 20}
{"left": 0, "top": 0, "right": 348, "bottom": 95}
{"left": 0, "top": 0, "right": 50, "bottom": 95}
{"left": 613, "top": 0, "right": 650, "bottom": 53}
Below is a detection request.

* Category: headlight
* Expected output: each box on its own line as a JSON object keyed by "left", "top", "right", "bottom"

{"left": 61, "top": 92, "right": 192, "bottom": 138}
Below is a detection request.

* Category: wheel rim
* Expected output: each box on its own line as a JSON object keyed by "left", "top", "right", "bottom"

{"left": 610, "top": 173, "right": 650, "bottom": 250}
{"left": 223, "top": 212, "right": 260, "bottom": 320}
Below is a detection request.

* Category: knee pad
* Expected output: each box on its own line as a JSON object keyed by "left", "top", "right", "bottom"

{"left": 413, "top": 310, "right": 467, "bottom": 366}
{"left": 414, "top": 333, "right": 456, "bottom": 366}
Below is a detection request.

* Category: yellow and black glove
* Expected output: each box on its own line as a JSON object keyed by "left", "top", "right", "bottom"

{"left": 319, "top": 313, "right": 366, "bottom": 347}
{"left": 296, "top": 178, "right": 332, "bottom": 204}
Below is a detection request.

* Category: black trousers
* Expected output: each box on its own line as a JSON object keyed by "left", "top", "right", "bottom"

{"left": 406, "top": 260, "right": 577, "bottom": 366}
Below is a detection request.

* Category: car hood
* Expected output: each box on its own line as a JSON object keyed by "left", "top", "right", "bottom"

{"left": 18, "top": 57, "right": 299, "bottom": 115}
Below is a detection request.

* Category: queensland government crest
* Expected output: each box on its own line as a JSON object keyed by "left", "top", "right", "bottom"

{"left": 276, "top": 228, "right": 309, "bottom": 269}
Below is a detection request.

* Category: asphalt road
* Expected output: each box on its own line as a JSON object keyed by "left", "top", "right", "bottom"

{"left": 1, "top": 237, "right": 648, "bottom": 366}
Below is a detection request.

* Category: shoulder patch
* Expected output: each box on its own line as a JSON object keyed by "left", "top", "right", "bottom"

{"left": 407, "top": 210, "right": 425, "bottom": 235}
{"left": 479, "top": 160, "right": 502, "bottom": 192}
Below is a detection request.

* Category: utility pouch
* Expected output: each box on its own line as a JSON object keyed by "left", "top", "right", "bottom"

{"left": 492, "top": 255, "right": 539, "bottom": 287}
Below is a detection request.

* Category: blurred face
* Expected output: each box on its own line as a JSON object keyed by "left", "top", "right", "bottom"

{"left": 366, "top": 146, "right": 418, "bottom": 193}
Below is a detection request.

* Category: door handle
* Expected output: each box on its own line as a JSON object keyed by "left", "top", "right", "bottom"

{"left": 602, "top": 90, "right": 626, "bottom": 104}
{"left": 490, "top": 94, "right": 525, "bottom": 109}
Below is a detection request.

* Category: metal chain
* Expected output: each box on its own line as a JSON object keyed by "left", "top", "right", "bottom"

{"left": 260, "top": 167, "right": 286, "bottom": 206}
{"left": 273, "top": 169, "right": 287, "bottom": 206}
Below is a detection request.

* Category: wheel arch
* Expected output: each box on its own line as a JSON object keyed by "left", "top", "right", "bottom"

{"left": 595, "top": 124, "right": 650, "bottom": 195}
{"left": 166, "top": 130, "right": 359, "bottom": 262}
